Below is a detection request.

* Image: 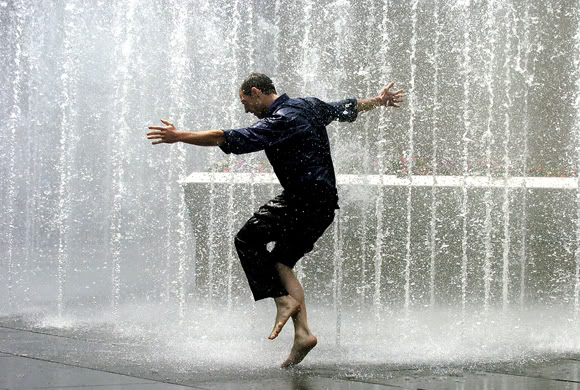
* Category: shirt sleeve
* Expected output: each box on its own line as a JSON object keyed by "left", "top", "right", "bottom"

{"left": 219, "top": 113, "right": 293, "bottom": 155}
{"left": 321, "top": 97, "right": 358, "bottom": 124}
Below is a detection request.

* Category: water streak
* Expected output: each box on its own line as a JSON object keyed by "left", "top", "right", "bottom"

{"left": 226, "top": 0, "right": 242, "bottom": 310}
{"left": 518, "top": 1, "right": 534, "bottom": 308}
{"left": 483, "top": 0, "right": 499, "bottom": 311}
{"left": 373, "top": 0, "right": 392, "bottom": 320}
{"left": 429, "top": 0, "right": 441, "bottom": 307}
{"left": 574, "top": 4, "right": 580, "bottom": 314}
{"left": 358, "top": 0, "right": 377, "bottom": 309}
{"left": 404, "top": 0, "right": 419, "bottom": 310}
{"left": 168, "top": 0, "right": 192, "bottom": 319}
{"left": 295, "top": 0, "right": 315, "bottom": 283}
{"left": 460, "top": 0, "right": 472, "bottom": 312}
{"left": 501, "top": 6, "right": 515, "bottom": 310}
{"left": 110, "top": 0, "right": 138, "bottom": 317}
{"left": 333, "top": 211, "right": 344, "bottom": 345}
{"left": 5, "top": 0, "right": 25, "bottom": 309}
{"left": 56, "top": 1, "right": 81, "bottom": 316}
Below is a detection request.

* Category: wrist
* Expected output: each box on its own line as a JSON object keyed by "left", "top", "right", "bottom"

{"left": 175, "top": 130, "right": 187, "bottom": 142}
{"left": 373, "top": 96, "right": 384, "bottom": 107}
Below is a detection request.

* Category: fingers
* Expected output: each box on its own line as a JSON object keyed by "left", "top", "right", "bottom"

{"left": 146, "top": 120, "right": 174, "bottom": 145}
{"left": 146, "top": 130, "right": 165, "bottom": 145}
{"left": 148, "top": 119, "right": 174, "bottom": 131}
{"left": 149, "top": 135, "right": 166, "bottom": 145}
{"left": 146, "top": 119, "right": 175, "bottom": 145}
{"left": 381, "top": 82, "right": 403, "bottom": 94}
{"left": 390, "top": 96, "right": 403, "bottom": 107}
{"left": 375, "top": 81, "right": 405, "bottom": 108}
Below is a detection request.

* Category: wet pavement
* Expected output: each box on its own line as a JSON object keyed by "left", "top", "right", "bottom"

{"left": 1, "top": 323, "right": 580, "bottom": 390}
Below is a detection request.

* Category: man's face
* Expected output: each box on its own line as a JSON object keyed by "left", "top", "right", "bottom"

{"left": 239, "top": 89, "right": 266, "bottom": 119}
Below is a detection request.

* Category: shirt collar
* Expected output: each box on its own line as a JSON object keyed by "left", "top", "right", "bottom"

{"left": 265, "top": 93, "right": 289, "bottom": 116}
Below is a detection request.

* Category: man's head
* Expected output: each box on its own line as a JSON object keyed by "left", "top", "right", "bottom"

{"left": 239, "top": 73, "right": 278, "bottom": 119}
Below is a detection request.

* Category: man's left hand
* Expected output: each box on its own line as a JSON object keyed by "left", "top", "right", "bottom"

{"left": 376, "top": 82, "right": 404, "bottom": 108}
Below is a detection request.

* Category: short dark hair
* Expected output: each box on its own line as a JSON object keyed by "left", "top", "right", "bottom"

{"left": 240, "top": 72, "right": 277, "bottom": 96}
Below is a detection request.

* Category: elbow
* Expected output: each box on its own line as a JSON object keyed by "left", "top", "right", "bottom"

{"left": 214, "top": 130, "right": 226, "bottom": 146}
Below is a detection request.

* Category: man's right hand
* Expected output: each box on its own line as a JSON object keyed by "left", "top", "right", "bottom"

{"left": 146, "top": 119, "right": 182, "bottom": 145}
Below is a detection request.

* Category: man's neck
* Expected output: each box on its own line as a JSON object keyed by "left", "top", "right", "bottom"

{"left": 262, "top": 93, "right": 280, "bottom": 108}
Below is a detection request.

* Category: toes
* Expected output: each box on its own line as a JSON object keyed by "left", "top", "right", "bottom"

{"left": 269, "top": 323, "right": 282, "bottom": 340}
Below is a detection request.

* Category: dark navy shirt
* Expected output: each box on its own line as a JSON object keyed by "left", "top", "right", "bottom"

{"left": 219, "top": 93, "right": 358, "bottom": 208}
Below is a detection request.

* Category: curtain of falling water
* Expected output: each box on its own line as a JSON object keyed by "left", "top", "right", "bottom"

{"left": 333, "top": 211, "right": 344, "bottom": 345}
{"left": 428, "top": 0, "right": 441, "bottom": 307}
{"left": 501, "top": 6, "right": 514, "bottom": 310}
{"left": 482, "top": 0, "right": 498, "bottom": 311}
{"left": 403, "top": 0, "right": 418, "bottom": 311}
{"left": 358, "top": 0, "right": 378, "bottom": 311}
{"left": 201, "top": 2, "right": 222, "bottom": 303}
{"left": 269, "top": 0, "right": 282, "bottom": 203}
{"left": 56, "top": 0, "right": 83, "bottom": 316}
{"left": 22, "top": 5, "right": 38, "bottom": 307}
{"left": 245, "top": 1, "right": 257, "bottom": 294}
{"left": 244, "top": 0, "right": 259, "bottom": 323}
{"left": 167, "top": 0, "right": 194, "bottom": 319}
{"left": 2, "top": 0, "right": 580, "bottom": 323}
{"left": 295, "top": 0, "right": 315, "bottom": 285}
{"left": 0, "top": 1, "right": 213, "bottom": 314}
{"left": 4, "top": 0, "right": 25, "bottom": 309}
{"left": 518, "top": 1, "right": 533, "bottom": 308}
{"left": 574, "top": 5, "right": 580, "bottom": 315}
{"left": 328, "top": 0, "right": 352, "bottom": 347}
{"left": 206, "top": 159, "right": 217, "bottom": 302}
{"left": 109, "top": 0, "right": 137, "bottom": 319}
{"left": 373, "top": 0, "right": 392, "bottom": 320}
{"left": 197, "top": 1, "right": 229, "bottom": 303}
{"left": 225, "top": 0, "right": 242, "bottom": 310}
{"left": 460, "top": 0, "right": 472, "bottom": 312}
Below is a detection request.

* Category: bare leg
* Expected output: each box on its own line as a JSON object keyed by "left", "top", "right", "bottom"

{"left": 275, "top": 263, "right": 318, "bottom": 368}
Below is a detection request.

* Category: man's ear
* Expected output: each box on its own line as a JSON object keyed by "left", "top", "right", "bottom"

{"left": 250, "top": 87, "right": 261, "bottom": 97}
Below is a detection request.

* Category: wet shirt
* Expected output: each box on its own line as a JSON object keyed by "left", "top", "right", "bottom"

{"left": 219, "top": 93, "right": 358, "bottom": 208}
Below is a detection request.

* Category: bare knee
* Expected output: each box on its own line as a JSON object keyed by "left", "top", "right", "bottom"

{"left": 275, "top": 262, "right": 292, "bottom": 273}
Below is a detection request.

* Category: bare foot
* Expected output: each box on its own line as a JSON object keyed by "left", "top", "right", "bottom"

{"left": 281, "top": 334, "right": 317, "bottom": 368}
{"left": 268, "top": 295, "right": 300, "bottom": 340}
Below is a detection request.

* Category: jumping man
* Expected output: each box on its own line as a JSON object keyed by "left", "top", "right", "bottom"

{"left": 146, "top": 73, "right": 404, "bottom": 367}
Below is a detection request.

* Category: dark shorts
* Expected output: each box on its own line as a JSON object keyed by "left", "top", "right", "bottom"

{"left": 238, "top": 193, "right": 336, "bottom": 269}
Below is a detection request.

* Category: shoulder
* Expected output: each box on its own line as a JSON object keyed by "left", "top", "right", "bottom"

{"left": 276, "top": 97, "right": 325, "bottom": 114}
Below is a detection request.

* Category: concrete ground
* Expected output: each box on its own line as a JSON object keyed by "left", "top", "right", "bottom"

{"left": 1, "top": 323, "right": 580, "bottom": 390}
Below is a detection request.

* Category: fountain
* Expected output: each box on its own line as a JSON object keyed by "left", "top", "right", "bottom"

{"left": 1, "top": 0, "right": 580, "bottom": 373}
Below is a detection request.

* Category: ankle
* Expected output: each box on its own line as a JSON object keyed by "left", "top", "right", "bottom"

{"left": 294, "top": 325, "right": 313, "bottom": 337}
{"left": 275, "top": 295, "right": 299, "bottom": 307}
{"left": 295, "top": 330, "right": 315, "bottom": 341}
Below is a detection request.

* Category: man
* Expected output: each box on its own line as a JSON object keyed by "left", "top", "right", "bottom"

{"left": 146, "top": 73, "right": 403, "bottom": 367}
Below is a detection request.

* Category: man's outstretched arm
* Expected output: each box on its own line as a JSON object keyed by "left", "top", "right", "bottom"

{"left": 322, "top": 81, "right": 404, "bottom": 125}
{"left": 356, "top": 81, "right": 404, "bottom": 113}
{"left": 146, "top": 119, "right": 225, "bottom": 146}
